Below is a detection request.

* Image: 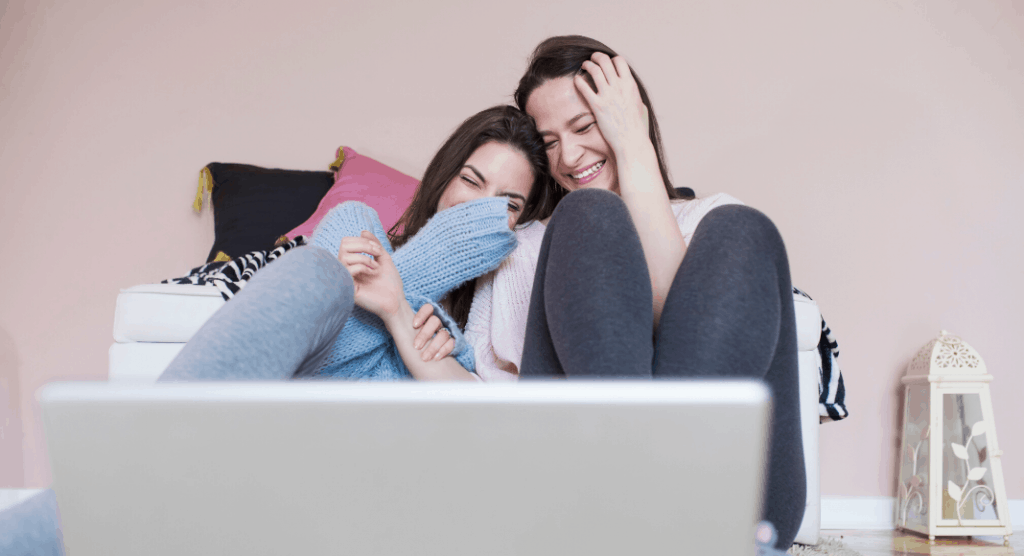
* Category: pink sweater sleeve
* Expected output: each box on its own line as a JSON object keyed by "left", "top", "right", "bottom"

{"left": 465, "top": 222, "right": 546, "bottom": 382}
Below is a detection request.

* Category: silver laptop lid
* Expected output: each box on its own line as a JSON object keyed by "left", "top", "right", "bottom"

{"left": 41, "top": 380, "right": 770, "bottom": 556}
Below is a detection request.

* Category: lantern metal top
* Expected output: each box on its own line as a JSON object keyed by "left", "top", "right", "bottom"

{"left": 905, "top": 330, "right": 987, "bottom": 379}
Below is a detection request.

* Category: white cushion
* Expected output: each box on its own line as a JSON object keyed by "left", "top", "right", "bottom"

{"left": 792, "top": 295, "right": 823, "bottom": 544}
{"left": 794, "top": 349, "right": 821, "bottom": 544}
{"left": 793, "top": 294, "right": 820, "bottom": 352}
{"left": 113, "top": 284, "right": 225, "bottom": 343}
{"left": 108, "top": 342, "right": 184, "bottom": 382}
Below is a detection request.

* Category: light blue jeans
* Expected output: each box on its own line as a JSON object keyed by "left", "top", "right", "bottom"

{"left": 0, "top": 246, "right": 354, "bottom": 555}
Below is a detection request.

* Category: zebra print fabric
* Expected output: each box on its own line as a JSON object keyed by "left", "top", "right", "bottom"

{"left": 794, "top": 287, "right": 848, "bottom": 423}
{"left": 162, "top": 236, "right": 308, "bottom": 300}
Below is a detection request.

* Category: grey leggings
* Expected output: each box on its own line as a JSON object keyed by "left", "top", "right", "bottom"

{"left": 0, "top": 246, "right": 354, "bottom": 556}
{"left": 520, "top": 189, "right": 806, "bottom": 550}
{"left": 157, "top": 245, "right": 355, "bottom": 382}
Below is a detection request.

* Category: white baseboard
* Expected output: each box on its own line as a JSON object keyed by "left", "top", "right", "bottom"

{"left": 2, "top": 488, "right": 1021, "bottom": 533}
{"left": 821, "top": 495, "right": 1023, "bottom": 532}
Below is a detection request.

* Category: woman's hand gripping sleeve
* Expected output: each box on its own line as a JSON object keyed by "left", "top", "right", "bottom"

{"left": 391, "top": 197, "right": 517, "bottom": 374}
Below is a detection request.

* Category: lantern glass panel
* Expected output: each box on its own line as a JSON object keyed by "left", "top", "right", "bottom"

{"left": 898, "top": 383, "right": 930, "bottom": 529}
{"left": 940, "top": 393, "right": 1000, "bottom": 522}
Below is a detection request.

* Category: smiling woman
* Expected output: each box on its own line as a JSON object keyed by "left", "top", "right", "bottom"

{"left": 436, "top": 142, "right": 536, "bottom": 229}
{"left": 464, "top": 36, "right": 807, "bottom": 551}
{"left": 527, "top": 78, "right": 620, "bottom": 193}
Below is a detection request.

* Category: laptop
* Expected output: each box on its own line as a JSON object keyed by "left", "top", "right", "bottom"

{"left": 40, "top": 380, "right": 770, "bottom": 555}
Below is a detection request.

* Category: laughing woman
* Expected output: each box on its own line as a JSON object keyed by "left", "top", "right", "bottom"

{"left": 465, "top": 36, "right": 805, "bottom": 549}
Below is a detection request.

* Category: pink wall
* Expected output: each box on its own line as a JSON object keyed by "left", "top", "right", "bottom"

{"left": 1, "top": 0, "right": 1021, "bottom": 499}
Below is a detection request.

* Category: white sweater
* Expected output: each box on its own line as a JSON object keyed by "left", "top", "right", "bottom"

{"left": 465, "top": 193, "right": 743, "bottom": 382}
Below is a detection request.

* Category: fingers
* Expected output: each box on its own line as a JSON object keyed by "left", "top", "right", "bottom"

{"left": 578, "top": 60, "right": 608, "bottom": 93}
{"left": 339, "top": 232, "right": 389, "bottom": 276}
{"left": 436, "top": 336, "right": 456, "bottom": 361}
{"left": 573, "top": 72, "right": 600, "bottom": 107}
{"left": 339, "top": 235, "right": 383, "bottom": 259}
{"left": 360, "top": 231, "right": 391, "bottom": 261}
{"left": 580, "top": 53, "right": 627, "bottom": 84}
{"left": 411, "top": 304, "right": 456, "bottom": 361}
{"left": 611, "top": 55, "right": 631, "bottom": 81}
{"left": 590, "top": 51, "right": 619, "bottom": 79}
{"left": 414, "top": 314, "right": 442, "bottom": 350}
{"left": 576, "top": 53, "right": 638, "bottom": 106}
{"left": 342, "top": 256, "right": 377, "bottom": 277}
{"left": 340, "top": 237, "right": 382, "bottom": 255}
{"left": 413, "top": 303, "right": 434, "bottom": 329}
{"left": 344, "top": 263, "right": 374, "bottom": 279}
{"left": 420, "top": 327, "right": 452, "bottom": 362}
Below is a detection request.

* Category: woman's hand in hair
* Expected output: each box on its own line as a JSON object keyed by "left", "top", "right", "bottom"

{"left": 412, "top": 304, "right": 456, "bottom": 362}
{"left": 339, "top": 231, "right": 405, "bottom": 320}
{"left": 575, "top": 52, "right": 651, "bottom": 158}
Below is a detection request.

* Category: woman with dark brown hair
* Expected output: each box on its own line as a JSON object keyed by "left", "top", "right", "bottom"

{"left": 157, "top": 104, "right": 558, "bottom": 383}
{"left": 465, "top": 36, "right": 805, "bottom": 549}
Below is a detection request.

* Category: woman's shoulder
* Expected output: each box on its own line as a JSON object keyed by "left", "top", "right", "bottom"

{"left": 670, "top": 192, "right": 745, "bottom": 242}
{"left": 671, "top": 192, "right": 743, "bottom": 217}
{"left": 671, "top": 191, "right": 743, "bottom": 212}
{"left": 513, "top": 219, "right": 548, "bottom": 248}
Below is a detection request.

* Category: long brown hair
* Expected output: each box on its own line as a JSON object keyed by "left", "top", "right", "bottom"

{"left": 388, "top": 105, "right": 558, "bottom": 329}
{"left": 514, "top": 35, "right": 690, "bottom": 201}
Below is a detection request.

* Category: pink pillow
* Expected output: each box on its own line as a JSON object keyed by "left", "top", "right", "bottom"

{"left": 286, "top": 147, "right": 419, "bottom": 239}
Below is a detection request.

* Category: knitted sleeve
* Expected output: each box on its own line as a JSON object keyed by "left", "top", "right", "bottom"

{"left": 406, "top": 294, "right": 477, "bottom": 374}
{"left": 391, "top": 197, "right": 517, "bottom": 302}
{"left": 309, "top": 203, "right": 395, "bottom": 379}
{"left": 308, "top": 201, "right": 394, "bottom": 259}
{"left": 310, "top": 199, "right": 515, "bottom": 379}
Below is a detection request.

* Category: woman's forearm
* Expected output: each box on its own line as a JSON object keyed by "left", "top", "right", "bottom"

{"left": 614, "top": 143, "right": 686, "bottom": 328}
{"left": 383, "top": 300, "right": 479, "bottom": 381}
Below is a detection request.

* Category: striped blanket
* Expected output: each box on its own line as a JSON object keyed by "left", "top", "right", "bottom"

{"left": 794, "top": 288, "right": 848, "bottom": 422}
{"left": 162, "top": 236, "right": 308, "bottom": 300}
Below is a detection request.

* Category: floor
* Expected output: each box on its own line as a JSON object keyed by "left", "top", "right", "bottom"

{"left": 823, "top": 529, "right": 1021, "bottom": 555}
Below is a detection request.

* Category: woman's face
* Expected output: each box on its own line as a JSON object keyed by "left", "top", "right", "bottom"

{"left": 436, "top": 141, "right": 535, "bottom": 229}
{"left": 525, "top": 76, "right": 619, "bottom": 194}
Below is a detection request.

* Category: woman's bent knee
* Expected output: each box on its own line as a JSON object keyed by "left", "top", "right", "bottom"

{"left": 293, "top": 246, "right": 355, "bottom": 308}
{"left": 548, "top": 189, "right": 635, "bottom": 243}
{"left": 693, "top": 204, "right": 786, "bottom": 256}
{"left": 700, "top": 204, "right": 776, "bottom": 235}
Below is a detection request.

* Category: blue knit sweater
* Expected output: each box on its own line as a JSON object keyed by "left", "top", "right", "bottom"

{"left": 309, "top": 197, "right": 517, "bottom": 380}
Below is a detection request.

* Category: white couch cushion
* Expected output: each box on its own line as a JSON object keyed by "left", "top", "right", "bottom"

{"left": 108, "top": 342, "right": 184, "bottom": 381}
{"left": 793, "top": 294, "right": 820, "bottom": 352}
{"left": 113, "top": 284, "right": 225, "bottom": 343}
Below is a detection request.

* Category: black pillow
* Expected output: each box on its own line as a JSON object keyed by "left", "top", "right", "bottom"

{"left": 202, "top": 163, "right": 334, "bottom": 263}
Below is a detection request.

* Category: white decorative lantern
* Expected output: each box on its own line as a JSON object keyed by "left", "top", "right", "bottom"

{"left": 896, "top": 331, "right": 1013, "bottom": 544}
